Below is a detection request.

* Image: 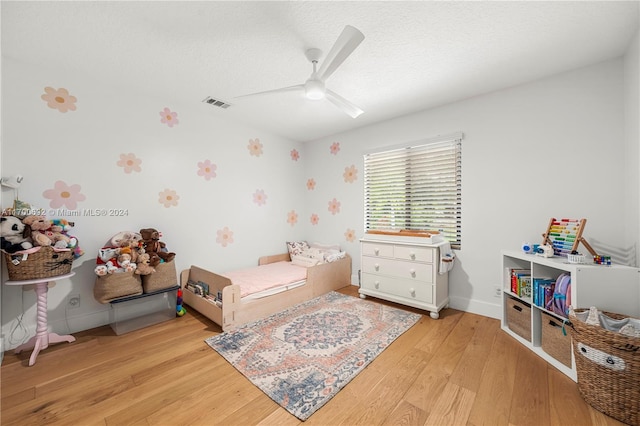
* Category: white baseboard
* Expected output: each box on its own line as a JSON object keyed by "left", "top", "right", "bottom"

{"left": 448, "top": 295, "right": 501, "bottom": 320}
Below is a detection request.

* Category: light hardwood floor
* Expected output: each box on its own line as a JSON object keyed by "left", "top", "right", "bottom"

{"left": 1, "top": 285, "right": 625, "bottom": 426}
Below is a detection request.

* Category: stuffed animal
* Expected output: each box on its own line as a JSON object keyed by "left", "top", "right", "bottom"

{"left": 0, "top": 216, "right": 33, "bottom": 253}
{"left": 117, "top": 239, "right": 142, "bottom": 263}
{"left": 135, "top": 252, "right": 156, "bottom": 275}
{"left": 23, "top": 215, "right": 72, "bottom": 248}
{"left": 117, "top": 253, "right": 137, "bottom": 272}
{"left": 139, "top": 228, "right": 175, "bottom": 266}
{"left": 49, "top": 219, "right": 78, "bottom": 248}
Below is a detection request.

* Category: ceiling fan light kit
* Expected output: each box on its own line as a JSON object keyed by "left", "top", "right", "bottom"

{"left": 304, "top": 78, "right": 325, "bottom": 100}
{"left": 236, "top": 25, "right": 365, "bottom": 118}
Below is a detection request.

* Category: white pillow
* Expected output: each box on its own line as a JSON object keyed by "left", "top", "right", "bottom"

{"left": 291, "top": 254, "right": 320, "bottom": 267}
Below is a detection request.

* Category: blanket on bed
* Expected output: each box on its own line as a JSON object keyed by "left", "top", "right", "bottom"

{"left": 222, "top": 261, "right": 307, "bottom": 298}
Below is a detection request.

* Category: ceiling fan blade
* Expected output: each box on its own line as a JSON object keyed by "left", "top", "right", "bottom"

{"left": 325, "top": 89, "right": 364, "bottom": 118}
{"left": 234, "top": 84, "right": 304, "bottom": 99}
{"left": 317, "top": 25, "right": 365, "bottom": 82}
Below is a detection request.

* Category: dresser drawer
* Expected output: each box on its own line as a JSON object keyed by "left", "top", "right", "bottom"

{"left": 361, "top": 242, "right": 394, "bottom": 258}
{"left": 361, "top": 273, "right": 434, "bottom": 304}
{"left": 361, "top": 256, "right": 434, "bottom": 283}
{"left": 394, "top": 245, "right": 435, "bottom": 263}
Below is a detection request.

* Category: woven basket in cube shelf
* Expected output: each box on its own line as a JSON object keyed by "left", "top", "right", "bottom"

{"left": 3, "top": 246, "right": 73, "bottom": 281}
{"left": 568, "top": 309, "right": 639, "bottom": 426}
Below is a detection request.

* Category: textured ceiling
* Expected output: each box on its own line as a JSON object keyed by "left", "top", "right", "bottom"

{"left": 2, "top": 1, "right": 639, "bottom": 142}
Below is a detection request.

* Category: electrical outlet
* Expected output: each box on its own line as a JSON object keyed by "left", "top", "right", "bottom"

{"left": 68, "top": 294, "right": 81, "bottom": 309}
{"left": 493, "top": 286, "right": 502, "bottom": 298}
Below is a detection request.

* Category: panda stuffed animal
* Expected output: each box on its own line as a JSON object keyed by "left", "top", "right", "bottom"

{"left": 0, "top": 216, "right": 33, "bottom": 253}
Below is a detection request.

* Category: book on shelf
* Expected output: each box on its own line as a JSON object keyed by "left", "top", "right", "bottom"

{"left": 508, "top": 268, "right": 531, "bottom": 297}
{"left": 532, "top": 277, "right": 554, "bottom": 307}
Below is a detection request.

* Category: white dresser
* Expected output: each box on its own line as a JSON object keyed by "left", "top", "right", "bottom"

{"left": 359, "top": 238, "right": 450, "bottom": 319}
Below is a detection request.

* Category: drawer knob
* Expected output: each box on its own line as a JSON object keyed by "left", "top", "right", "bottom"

{"left": 409, "top": 268, "right": 416, "bottom": 277}
{"left": 374, "top": 248, "right": 380, "bottom": 255}
{"left": 374, "top": 280, "right": 380, "bottom": 289}
{"left": 410, "top": 252, "right": 416, "bottom": 260}
{"left": 410, "top": 288, "right": 416, "bottom": 296}
{"left": 374, "top": 263, "right": 380, "bottom": 271}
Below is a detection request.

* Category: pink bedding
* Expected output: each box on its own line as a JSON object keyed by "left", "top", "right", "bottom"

{"left": 222, "top": 261, "right": 308, "bottom": 298}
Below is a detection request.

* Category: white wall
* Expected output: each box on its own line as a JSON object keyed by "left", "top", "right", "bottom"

{"left": 1, "top": 57, "right": 306, "bottom": 349}
{"left": 304, "top": 57, "right": 636, "bottom": 319}
{"left": 624, "top": 29, "right": 639, "bottom": 267}
{"left": 623, "top": 29, "right": 640, "bottom": 311}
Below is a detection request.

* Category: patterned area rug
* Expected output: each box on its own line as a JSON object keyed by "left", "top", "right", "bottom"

{"left": 205, "top": 291, "right": 421, "bottom": 421}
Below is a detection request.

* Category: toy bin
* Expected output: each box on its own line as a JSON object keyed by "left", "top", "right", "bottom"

{"left": 109, "top": 285, "right": 179, "bottom": 335}
{"left": 4, "top": 247, "right": 73, "bottom": 280}
{"left": 540, "top": 311, "right": 572, "bottom": 368}
{"left": 141, "top": 260, "right": 177, "bottom": 293}
{"left": 506, "top": 295, "right": 532, "bottom": 342}
{"left": 94, "top": 271, "right": 143, "bottom": 303}
{"left": 569, "top": 309, "right": 640, "bottom": 426}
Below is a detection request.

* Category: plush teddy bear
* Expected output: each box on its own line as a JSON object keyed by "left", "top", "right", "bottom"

{"left": 0, "top": 216, "right": 33, "bottom": 253}
{"left": 139, "top": 228, "right": 175, "bottom": 266}
{"left": 135, "top": 252, "right": 156, "bottom": 275}
{"left": 22, "top": 215, "right": 72, "bottom": 248}
{"left": 117, "top": 239, "right": 142, "bottom": 263}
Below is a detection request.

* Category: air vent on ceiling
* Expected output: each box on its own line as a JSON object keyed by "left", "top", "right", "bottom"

{"left": 202, "top": 96, "right": 232, "bottom": 109}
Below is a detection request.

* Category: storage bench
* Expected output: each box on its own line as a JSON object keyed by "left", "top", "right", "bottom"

{"left": 109, "top": 285, "right": 179, "bottom": 335}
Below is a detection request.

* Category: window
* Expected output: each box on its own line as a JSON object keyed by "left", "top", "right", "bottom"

{"left": 363, "top": 132, "right": 462, "bottom": 249}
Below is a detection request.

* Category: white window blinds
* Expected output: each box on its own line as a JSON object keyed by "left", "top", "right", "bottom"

{"left": 364, "top": 133, "right": 463, "bottom": 249}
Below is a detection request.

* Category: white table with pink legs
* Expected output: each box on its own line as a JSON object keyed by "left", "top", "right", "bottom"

{"left": 4, "top": 272, "right": 76, "bottom": 366}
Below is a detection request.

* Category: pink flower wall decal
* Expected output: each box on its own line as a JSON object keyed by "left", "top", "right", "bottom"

{"left": 253, "top": 189, "right": 267, "bottom": 206}
{"left": 159, "top": 107, "right": 179, "bottom": 127}
{"left": 343, "top": 165, "right": 358, "bottom": 183}
{"left": 158, "top": 188, "right": 179, "bottom": 208}
{"left": 248, "top": 138, "right": 263, "bottom": 157}
{"left": 216, "top": 226, "right": 234, "bottom": 247}
{"left": 310, "top": 214, "right": 319, "bottom": 225}
{"left": 117, "top": 153, "right": 142, "bottom": 174}
{"left": 328, "top": 198, "right": 341, "bottom": 215}
{"left": 41, "top": 87, "right": 77, "bottom": 113}
{"left": 306, "top": 178, "right": 316, "bottom": 190}
{"left": 345, "top": 228, "right": 356, "bottom": 242}
{"left": 197, "top": 160, "right": 217, "bottom": 180}
{"left": 330, "top": 142, "right": 340, "bottom": 155}
{"left": 290, "top": 149, "right": 300, "bottom": 161}
{"left": 287, "top": 210, "right": 298, "bottom": 226}
{"left": 43, "top": 181, "right": 86, "bottom": 209}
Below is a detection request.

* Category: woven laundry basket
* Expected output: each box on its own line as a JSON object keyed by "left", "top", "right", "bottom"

{"left": 3, "top": 247, "right": 73, "bottom": 280}
{"left": 568, "top": 309, "right": 639, "bottom": 425}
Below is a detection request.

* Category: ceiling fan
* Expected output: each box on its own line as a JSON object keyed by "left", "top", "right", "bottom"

{"left": 237, "top": 25, "right": 365, "bottom": 118}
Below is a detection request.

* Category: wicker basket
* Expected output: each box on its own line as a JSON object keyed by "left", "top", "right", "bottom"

{"left": 541, "top": 311, "right": 572, "bottom": 368}
{"left": 506, "top": 296, "right": 532, "bottom": 342}
{"left": 94, "top": 271, "right": 143, "bottom": 304}
{"left": 3, "top": 247, "right": 73, "bottom": 281}
{"left": 141, "top": 260, "right": 177, "bottom": 293}
{"left": 568, "top": 309, "right": 639, "bottom": 425}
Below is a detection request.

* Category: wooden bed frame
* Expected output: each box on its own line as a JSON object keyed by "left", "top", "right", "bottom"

{"left": 180, "top": 253, "right": 352, "bottom": 331}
